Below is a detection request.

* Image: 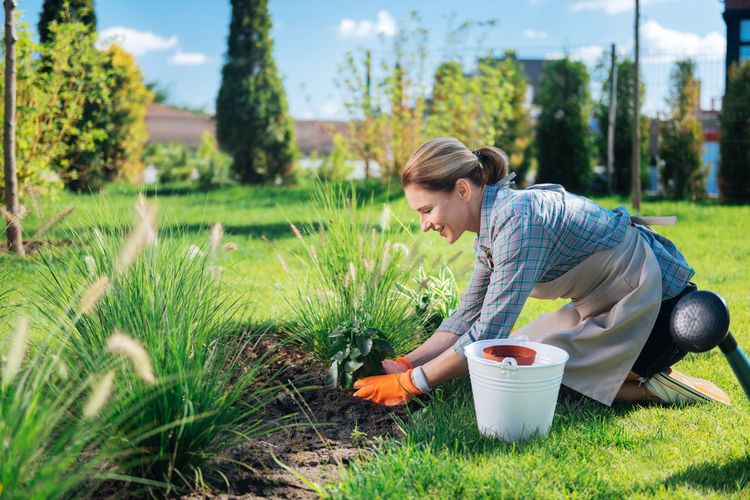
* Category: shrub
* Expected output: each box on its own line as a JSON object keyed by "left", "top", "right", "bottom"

{"left": 143, "top": 142, "right": 195, "bottom": 184}
{"left": 36, "top": 198, "right": 277, "bottom": 491}
{"left": 273, "top": 181, "right": 427, "bottom": 363}
{"left": 394, "top": 262, "right": 460, "bottom": 334}
{"left": 719, "top": 60, "right": 750, "bottom": 202}
{"left": 195, "top": 131, "right": 234, "bottom": 190}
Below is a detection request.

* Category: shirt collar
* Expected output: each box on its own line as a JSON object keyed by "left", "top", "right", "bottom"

{"left": 476, "top": 184, "right": 500, "bottom": 251}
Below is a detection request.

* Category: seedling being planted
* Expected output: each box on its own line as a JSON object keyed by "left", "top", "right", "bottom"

{"left": 326, "top": 314, "right": 396, "bottom": 390}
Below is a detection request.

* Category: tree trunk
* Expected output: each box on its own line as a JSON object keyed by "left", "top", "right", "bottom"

{"left": 4, "top": 0, "right": 23, "bottom": 254}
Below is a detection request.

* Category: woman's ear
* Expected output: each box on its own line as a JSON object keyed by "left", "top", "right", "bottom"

{"left": 456, "top": 178, "right": 472, "bottom": 201}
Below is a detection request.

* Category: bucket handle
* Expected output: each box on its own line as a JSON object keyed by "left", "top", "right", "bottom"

{"left": 500, "top": 357, "right": 518, "bottom": 370}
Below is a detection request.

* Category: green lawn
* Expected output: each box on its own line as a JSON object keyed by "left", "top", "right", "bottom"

{"left": 1, "top": 184, "right": 749, "bottom": 499}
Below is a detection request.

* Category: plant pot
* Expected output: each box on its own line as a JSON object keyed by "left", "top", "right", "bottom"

{"left": 483, "top": 344, "right": 536, "bottom": 365}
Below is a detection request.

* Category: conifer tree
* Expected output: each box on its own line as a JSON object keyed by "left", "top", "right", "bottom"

{"left": 719, "top": 60, "right": 750, "bottom": 202}
{"left": 216, "top": 0, "right": 296, "bottom": 184}
{"left": 535, "top": 57, "right": 593, "bottom": 194}
{"left": 38, "top": 0, "right": 96, "bottom": 44}
{"left": 660, "top": 59, "right": 705, "bottom": 200}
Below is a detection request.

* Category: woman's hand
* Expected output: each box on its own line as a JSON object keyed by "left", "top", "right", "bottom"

{"left": 353, "top": 370, "right": 421, "bottom": 406}
{"left": 381, "top": 356, "right": 413, "bottom": 374}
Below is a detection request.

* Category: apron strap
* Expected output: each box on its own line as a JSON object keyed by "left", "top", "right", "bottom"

{"left": 630, "top": 215, "right": 677, "bottom": 227}
{"left": 495, "top": 172, "right": 516, "bottom": 188}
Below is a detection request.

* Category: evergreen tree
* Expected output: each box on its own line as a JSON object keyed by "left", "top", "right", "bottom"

{"left": 38, "top": 0, "right": 96, "bottom": 44}
{"left": 535, "top": 57, "right": 593, "bottom": 194}
{"left": 594, "top": 58, "right": 650, "bottom": 196}
{"left": 215, "top": 0, "right": 296, "bottom": 184}
{"left": 491, "top": 51, "right": 532, "bottom": 188}
{"left": 719, "top": 60, "right": 750, "bottom": 202}
{"left": 660, "top": 59, "right": 705, "bottom": 200}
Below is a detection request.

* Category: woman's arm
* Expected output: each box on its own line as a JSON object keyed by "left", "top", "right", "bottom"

{"left": 420, "top": 346, "right": 468, "bottom": 388}
{"left": 403, "top": 330, "right": 460, "bottom": 367}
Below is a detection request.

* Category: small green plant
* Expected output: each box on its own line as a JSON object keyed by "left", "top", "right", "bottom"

{"left": 326, "top": 312, "right": 396, "bottom": 390}
{"left": 349, "top": 423, "right": 369, "bottom": 447}
{"left": 394, "top": 262, "right": 460, "bottom": 333}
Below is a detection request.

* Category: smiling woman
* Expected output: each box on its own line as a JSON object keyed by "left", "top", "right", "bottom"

{"left": 353, "top": 136, "right": 731, "bottom": 410}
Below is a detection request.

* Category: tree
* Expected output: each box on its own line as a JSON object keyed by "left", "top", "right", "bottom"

{"left": 489, "top": 51, "right": 533, "bottom": 188}
{"left": 719, "top": 60, "right": 750, "bottom": 202}
{"left": 215, "top": 0, "right": 297, "bottom": 184}
{"left": 535, "top": 57, "right": 593, "bottom": 194}
{"left": 4, "top": 0, "right": 23, "bottom": 254}
{"left": 660, "top": 59, "right": 706, "bottom": 200}
{"left": 66, "top": 44, "right": 152, "bottom": 190}
{"left": 594, "top": 57, "right": 650, "bottom": 196}
{"left": 0, "top": 20, "right": 109, "bottom": 200}
{"left": 38, "top": 0, "right": 95, "bottom": 44}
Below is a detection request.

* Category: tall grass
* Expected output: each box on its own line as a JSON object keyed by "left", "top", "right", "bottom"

{"left": 275, "top": 181, "right": 428, "bottom": 362}
{"left": 36, "top": 198, "right": 280, "bottom": 492}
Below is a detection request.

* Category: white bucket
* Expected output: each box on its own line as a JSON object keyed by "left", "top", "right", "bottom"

{"left": 465, "top": 337, "right": 569, "bottom": 442}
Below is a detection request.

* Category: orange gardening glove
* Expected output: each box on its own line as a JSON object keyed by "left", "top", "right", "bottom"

{"left": 381, "top": 356, "right": 413, "bottom": 374}
{"left": 353, "top": 370, "right": 422, "bottom": 406}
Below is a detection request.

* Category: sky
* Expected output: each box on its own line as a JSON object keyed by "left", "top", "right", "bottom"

{"left": 17, "top": 0, "right": 728, "bottom": 119}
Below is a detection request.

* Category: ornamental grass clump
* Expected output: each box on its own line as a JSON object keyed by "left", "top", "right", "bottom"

{"left": 394, "top": 261, "right": 461, "bottom": 333}
{"left": 273, "top": 181, "right": 426, "bottom": 363}
{"left": 36, "top": 198, "right": 278, "bottom": 492}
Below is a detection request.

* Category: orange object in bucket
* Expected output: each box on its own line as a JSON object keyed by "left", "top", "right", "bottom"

{"left": 483, "top": 345, "right": 536, "bottom": 365}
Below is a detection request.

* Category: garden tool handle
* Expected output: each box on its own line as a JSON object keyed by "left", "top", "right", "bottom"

{"left": 719, "top": 332, "right": 750, "bottom": 402}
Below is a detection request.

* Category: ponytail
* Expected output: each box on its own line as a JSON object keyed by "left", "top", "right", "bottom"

{"left": 402, "top": 138, "right": 509, "bottom": 192}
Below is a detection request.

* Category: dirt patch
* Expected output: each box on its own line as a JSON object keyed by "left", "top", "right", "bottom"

{"left": 90, "top": 337, "right": 415, "bottom": 500}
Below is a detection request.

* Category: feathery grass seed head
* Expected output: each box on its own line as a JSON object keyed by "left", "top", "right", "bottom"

{"left": 84, "top": 370, "right": 115, "bottom": 419}
{"left": 84, "top": 255, "right": 97, "bottom": 277}
{"left": 222, "top": 242, "right": 237, "bottom": 252}
{"left": 262, "top": 235, "right": 290, "bottom": 274}
{"left": 210, "top": 222, "right": 224, "bottom": 257}
{"left": 0, "top": 206, "right": 24, "bottom": 233}
{"left": 379, "top": 204, "right": 392, "bottom": 231}
{"left": 79, "top": 276, "right": 109, "bottom": 315}
{"left": 117, "top": 197, "right": 157, "bottom": 273}
{"left": 290, "top": 224, "right": 303, "bottom": 241}
{"left": 392, "top": 242, "right": 410, "bottom": 257}
{"left": 187, "top": 244, "right": 203, "bottom": 261}
{"left": 33, "top": 206, "right": 75, "bottom": 240}
{"left": 2, "top": 316, "right": 29, "bottom": 388}
{"left": 24, "top": 185, "right": 42, "bottom": 218}
{"left": 107, "top": 331, "right": 155, "bottom": 384}
{"left": 348, "top": 262, "right": 356, "bottom": 283}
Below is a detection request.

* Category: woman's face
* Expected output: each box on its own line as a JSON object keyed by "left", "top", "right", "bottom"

{"left": 404, "top": 181, "right": 476, "bottom": 244}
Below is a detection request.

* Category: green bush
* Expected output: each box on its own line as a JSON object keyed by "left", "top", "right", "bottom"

{"left": 719, "top": 60, "right": 750, "bottom": 202}
{"left": 274, "top": 181, "right": 427, "bottom": 363}
{"left": 36, "top": 199, "right": 277, "bottom": 491}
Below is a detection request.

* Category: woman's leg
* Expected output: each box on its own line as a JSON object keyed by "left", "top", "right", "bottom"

{"left": 614, "top": 372, "right": 663, "bottom": 404}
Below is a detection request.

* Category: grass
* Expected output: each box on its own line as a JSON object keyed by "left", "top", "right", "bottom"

{"left": 1, "top": 183, "right": 749, "bottom": 498}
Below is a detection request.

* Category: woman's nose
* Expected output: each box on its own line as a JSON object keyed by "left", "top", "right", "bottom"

{"left": 420, "top": 216, "right": 431, "bottom": 233}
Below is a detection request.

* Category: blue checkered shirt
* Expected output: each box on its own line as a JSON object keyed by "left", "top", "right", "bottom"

{"left": 439, "top": 184, "right": 695, "bottom": 359}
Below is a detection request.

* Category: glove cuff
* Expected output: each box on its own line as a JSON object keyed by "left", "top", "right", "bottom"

{"left": 398, "top": 370, "right": 423, "bottom": 395}
{"left": 397, "top": 356, "right": 413, "bottom": 370}
{"left": 411, "top": 366, "right": 432, "bottom": 393}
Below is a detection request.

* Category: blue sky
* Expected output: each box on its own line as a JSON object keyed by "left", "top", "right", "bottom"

{"left": 17, "top": 0, "right": 727, "bottom": 119}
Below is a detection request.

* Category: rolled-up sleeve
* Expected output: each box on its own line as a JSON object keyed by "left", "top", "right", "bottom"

{"left": 450, "top": 213, "right": 555, "bottom": 359}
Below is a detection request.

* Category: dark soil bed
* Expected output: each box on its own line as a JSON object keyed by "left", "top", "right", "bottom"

{"left": 91, "top": 336, "right": 415, "bottom": 500}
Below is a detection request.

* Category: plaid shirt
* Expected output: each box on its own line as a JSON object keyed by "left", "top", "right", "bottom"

{"left": 439, "top": 183, "right": 695, "bottom": 359}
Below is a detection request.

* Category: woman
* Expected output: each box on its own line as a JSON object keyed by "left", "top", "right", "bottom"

{"left": 353, "top": 137, "right": 730, "bottom": 407}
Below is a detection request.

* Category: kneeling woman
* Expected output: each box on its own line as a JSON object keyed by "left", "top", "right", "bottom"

{"left": 353, "top": 137, "right": 730, "bottom": 407}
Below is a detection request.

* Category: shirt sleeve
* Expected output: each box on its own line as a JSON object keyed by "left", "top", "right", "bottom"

{"left": 452, "top": 213, "right": 556, "bottom": 359}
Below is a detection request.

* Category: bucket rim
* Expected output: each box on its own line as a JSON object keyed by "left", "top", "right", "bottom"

{"left": 466, "top": 339, "right": 569, "bottom": 368}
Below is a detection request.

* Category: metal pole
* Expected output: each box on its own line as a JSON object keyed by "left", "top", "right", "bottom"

{"left": 631, "top": 0, "right": 642, "bottom": 211}
{"left": 607, "top": 44, "right": 617, "bottom": 195}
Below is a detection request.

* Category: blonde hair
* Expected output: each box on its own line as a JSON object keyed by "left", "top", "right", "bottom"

{"left": 402, "top": 137, "right": 509, "bottom": 192}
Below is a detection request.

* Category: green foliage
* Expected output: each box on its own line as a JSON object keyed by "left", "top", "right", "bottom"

{"left": 488, "top": 51, "right": 533, "bottom": 188}
{"left": 426, "top": 59, "right": 514, "bottom": 149}
{"left": 144, "top": 133, "right": 234, "bottom": 188}
{"left": 65, "top": 43, "right": 152, "bottom": 190}
{"left": 36, "top": 203, "right": 276, "bottom": 490}
{"left": 394, "top": 262, "right": 460, "bottom": 333}
{"left": 0, "top": 323, "right": 114, "bottom": 500}
{"left": 535, "top": 57, "right": 593, "bottom": 194}
{"left": 143, "top": 142, "right": 194, "bottom": 184}
{"left": 38, "top": 0, "right": 96, "bottom": 44}
{"left": 660, "top": 59, "right": 706, "bottom": 201}
{"left": 195, "top": 131, "right": 234, "bottom": 189}
{"left": 719, "top": 60, "right": 750, "bottom": 202}
{"left": 276, "top": 182, "right": 426, "bottom": 363}
{"left": 594, "top": 57, "right": 650, "bottom": 196}
{"left": 0, "top": 20, "right": 109, "bottom": 202}
{"left": 337, "top": 13, "right": 428, "bottom": 181}
{"left": 326, "top": 312, "right": 396, "bottom": 390}
{"left": 215, "top": 0, "right": 297, "bottom": 184}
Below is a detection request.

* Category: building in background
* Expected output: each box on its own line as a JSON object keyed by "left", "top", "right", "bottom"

{"left": 145, "top": 103, "right": 215, "bottom": 147}
{"left": 724, "top": 0, "right": 750, "bottom": 79}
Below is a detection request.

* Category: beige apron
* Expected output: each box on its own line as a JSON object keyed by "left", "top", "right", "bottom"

{"left": 510, "top": 224, "right": 664, "bottom": 406}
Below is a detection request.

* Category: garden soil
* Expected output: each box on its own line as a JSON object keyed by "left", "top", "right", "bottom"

{"left": 91, "top": 337, "right": 416, "bottom": 500}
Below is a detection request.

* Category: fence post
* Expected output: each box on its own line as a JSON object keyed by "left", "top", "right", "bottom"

{"left": 607, "top": 44, "right": 617, "bottom": 195}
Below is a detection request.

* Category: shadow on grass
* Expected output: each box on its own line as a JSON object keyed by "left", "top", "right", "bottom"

{"left": 664, "top": 453, "right": 750, "bottom": 493}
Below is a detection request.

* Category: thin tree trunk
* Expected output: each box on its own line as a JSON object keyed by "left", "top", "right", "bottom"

{"left": 631, "top": 0, "right": 642, "bottom": 211}
{"left": 607, "top": 43, "right": 617, "bottom": 195}
{"left": 4, "top": 0, "right": 23, "bottom": 254}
